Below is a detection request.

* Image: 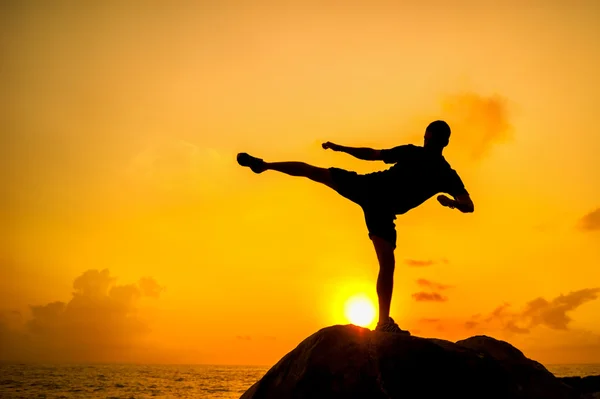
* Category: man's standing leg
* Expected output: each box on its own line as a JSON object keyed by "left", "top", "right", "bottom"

{"left": 372, "top": 235, "right": 395, "bottom": 325}
{"left": 366, "top": 213, "right": 410, "bottom": 334}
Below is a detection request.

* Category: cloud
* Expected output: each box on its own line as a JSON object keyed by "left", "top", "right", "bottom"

{"left": 578, "top": 208, "right": 600, "bottom": 231}
{"left": 484, "top": 302, "right": 511, "bottom": 323}
{"left": 416, "top": 279, "right": 452, "bottom": 291}
{"left": 139, "top": 277, "right": 165, "bottom": 298}
{"left": 464, "top": 321, "right": 478, "bottom": 329}
{"left": 419, "top": 318, "right": 440, "bottom": 323}
{"left": 73, "top": 269, "right": 116, "bottom": 299}
{"left": 412, "top": 292, "right": 448, "bottom": 302}
{"left": 505, "top": 321, "right": 529, "bottom": 334}
{"left": 440, "top": 92, "right": 513, "bottom": 160}
{"left": 405, "top": 259, "right": 434, "bottom": 267}
{"left": 404, "top": 258, "right": 445, "bottom": 267}
{"left": 0, "top": 269, "right": 163, "bottom": 363}
{"left": 520, "top": 288, "right": 600, "bottom": 330}
{"left": 412, "top": 290, "right": 600, "bottom": 364}
{"left": 0, "top": 310, "right": 22, "bottom": 327}
{"left": 476, "top": 289, "right": 600, "bottom": 334}
{"left": 404, "top": 258, "right": 449, "bottom": 267}
{"left": 412, "top": 279, "right": 452, "bottom": 303}
{"left": 0, "top": 312, "right": 31, "bottom": 362}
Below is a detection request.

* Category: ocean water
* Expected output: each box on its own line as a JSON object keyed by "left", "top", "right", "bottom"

{"left": 0, "top": 364, "right": 269, "bottom": 399}
{"left": 0, "top": 363, "right": 598, "bottom": 398}
{"left": 546, "top": 363, "right": 600, "bottom": 378}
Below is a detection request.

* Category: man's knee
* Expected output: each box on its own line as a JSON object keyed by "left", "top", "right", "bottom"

{"left": 364, "top": 210, "right": 396, "bottom": 248}
{"left": 371, "top": 234, "right": 396, "bottom": 270}
{"left": 371, "top": 233, "right": 395, "bottom": 249}
{"left": 379, "top": 262, "right": 395, "bottom": 274}
{"left": 316, "top": 167, "right": 336, "bottom": 189}
{"left": 368, "top": 219, "right": 397, "bottom": 252}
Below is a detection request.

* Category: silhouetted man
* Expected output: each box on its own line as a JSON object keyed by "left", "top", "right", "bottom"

{"left": 237, "top": 120, "right": 474, "bottom": 333}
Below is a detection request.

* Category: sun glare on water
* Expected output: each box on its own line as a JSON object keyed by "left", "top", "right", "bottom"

{"left": 344, "top": 294, "right": 376, "bottom": 327}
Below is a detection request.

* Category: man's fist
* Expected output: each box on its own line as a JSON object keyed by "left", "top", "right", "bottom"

{"left": 437, "top": 195, "right": 455, "bottom": 208}
{"left": 322, "top": 141, "right": 340, "bottom": 151}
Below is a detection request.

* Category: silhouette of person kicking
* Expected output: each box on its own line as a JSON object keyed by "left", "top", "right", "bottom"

{"left": 237, "top": 120, "right": 474, "bottom": 334}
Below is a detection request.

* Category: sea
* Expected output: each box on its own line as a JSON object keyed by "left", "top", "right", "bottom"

{"left": 0, "top": 363, "right": 598, "bottom": 399}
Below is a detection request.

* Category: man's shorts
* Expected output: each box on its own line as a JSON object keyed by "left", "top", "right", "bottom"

{"left": 329, "top": 167, "right": 397, "bottom": 248}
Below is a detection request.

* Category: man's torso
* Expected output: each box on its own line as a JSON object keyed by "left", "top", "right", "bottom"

{"left": 361, "top": 145, "right": 467, "bottom": 214}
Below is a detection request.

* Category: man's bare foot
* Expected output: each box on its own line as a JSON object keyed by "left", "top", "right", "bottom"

{"left": 237, "top": 153, "right": 267, "bottom": 174}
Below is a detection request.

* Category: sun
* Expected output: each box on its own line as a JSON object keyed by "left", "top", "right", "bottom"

{"left": 344, "top": 293, "right": 376, "bottom": 327}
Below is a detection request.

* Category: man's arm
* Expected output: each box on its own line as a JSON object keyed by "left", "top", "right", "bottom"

{"left": 322, "top": 142, "right": 383, "bottom": 161}
{"left": 437, "top": 169, "right": 474, "bottom": 213}
{"left": 437, "top": 194, "right": 475, "bottom": 213}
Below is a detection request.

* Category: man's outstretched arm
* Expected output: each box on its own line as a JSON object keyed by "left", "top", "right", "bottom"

{"left": 322, "top": 141, "right": 383, "bottom": 161}
{"left": 437, "top": 194, "right": 475, "bottom": 213}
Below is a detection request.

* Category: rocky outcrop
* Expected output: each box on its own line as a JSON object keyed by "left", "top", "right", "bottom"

{"left": 560, "top": 376, "right": 600, "bottom": 399}
{"left": 241, "top": 324, "right": 580, "bottom": 399}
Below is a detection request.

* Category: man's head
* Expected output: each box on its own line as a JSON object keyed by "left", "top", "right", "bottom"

{"left": 424, "top": 120, "right": 451, "bottom": 150}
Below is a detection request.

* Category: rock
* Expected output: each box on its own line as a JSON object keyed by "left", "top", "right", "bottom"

{"left": 560, "top": 376, "right": 600, "bottom": 397}
{"left": 241, "top": 324, "right": 577, "bottom": 399}
{"left": 456, "top": 335, "right": 570, "bottom": 398}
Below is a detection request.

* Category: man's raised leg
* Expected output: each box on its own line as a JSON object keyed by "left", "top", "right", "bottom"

{"left": 237, "top": 152, "right": 336, "bottom": 189}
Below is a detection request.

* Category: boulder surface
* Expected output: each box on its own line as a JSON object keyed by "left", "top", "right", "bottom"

{"left": 241, "top": 324, "right": 580, "bottom": 399}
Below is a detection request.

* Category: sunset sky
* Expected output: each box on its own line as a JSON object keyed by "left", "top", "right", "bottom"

{"left": 1, "top": 1, "right": 599, "bottom": 367}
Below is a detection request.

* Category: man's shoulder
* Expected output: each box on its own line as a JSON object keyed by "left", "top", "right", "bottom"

{"left": 403, "top": 144, "right": 420, "bottom": 150}
{"left": 390, "top": 144, "right": 421, "bottom": 156}
{"left": 384, "top": 144, "right": 418, "bottom": 152}
{"left": 441, "top": 162, "right": 465, "bottom": 184}
{"left": 380, "top": 144, "right": 419, "bottom": 164}
{"left": 439, "top": 155, "right": 453, "bottom": 168}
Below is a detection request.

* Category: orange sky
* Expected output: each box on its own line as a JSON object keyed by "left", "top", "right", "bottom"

{"left": 1, "top": 1, "right": 599, "bottom": 366}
